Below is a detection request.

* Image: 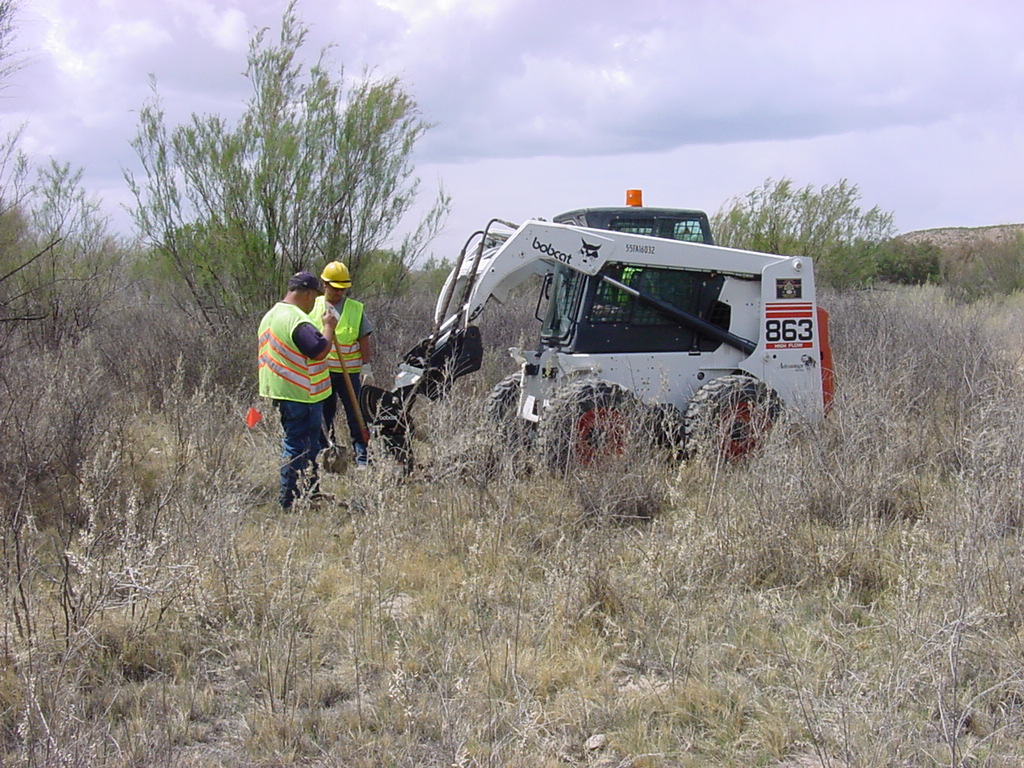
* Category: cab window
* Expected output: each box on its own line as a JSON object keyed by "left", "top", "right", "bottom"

{"left": 607, "top": 216, "right": 710, "bottom": 243}
{"left": 571, "top": 263, "right": 729, "bottom": 354}
{"left": 538, "top": 265, "right": 584, "bottom": 343}
{"left": 587, "top": 264, "right": 710, "bottom": 325}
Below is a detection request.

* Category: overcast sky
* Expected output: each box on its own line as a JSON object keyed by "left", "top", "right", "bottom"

{"left": 3, "top": 0, "right": 1023, "bottom": 260}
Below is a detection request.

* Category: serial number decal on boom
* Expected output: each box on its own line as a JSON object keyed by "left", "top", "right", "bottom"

{"left": 625, "top": 243, "right": 656, "bottom": 254}
{"left": 764, "top": 302, "right": 814, "bottom": 349}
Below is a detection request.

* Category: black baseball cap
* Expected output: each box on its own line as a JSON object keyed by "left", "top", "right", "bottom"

{"left": 287, "top": 271, "right": 322, "bottom": 292}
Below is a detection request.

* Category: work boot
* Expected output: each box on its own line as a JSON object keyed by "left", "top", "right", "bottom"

{"left": 280, "top": 479, "right": 297, "bottom": 510}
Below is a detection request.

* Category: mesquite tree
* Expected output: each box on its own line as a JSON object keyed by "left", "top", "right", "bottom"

{"left": 1, "top": 1, "right": 123, "bottom": 346}
{"left": 126, "top": 1, "right": 447, "bottom": 326}
{"left": 0, "top": 0, "right": 27, "bottom": 258}
{"left": 712, "top": 178, "right": 895, "bottom": 288}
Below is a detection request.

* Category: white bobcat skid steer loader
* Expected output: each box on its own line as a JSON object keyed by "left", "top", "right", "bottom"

{"left": 361, "top": 192, "right": 834, "bottom": 470}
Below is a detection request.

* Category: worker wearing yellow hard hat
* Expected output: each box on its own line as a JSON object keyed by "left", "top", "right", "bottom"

{"left": 313, "top": 260, "right": 374, "bottom": 467}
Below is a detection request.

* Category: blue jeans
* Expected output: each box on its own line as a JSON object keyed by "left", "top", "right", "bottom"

{"left": 275, "top": 399, "right": 324, "bottom": 508}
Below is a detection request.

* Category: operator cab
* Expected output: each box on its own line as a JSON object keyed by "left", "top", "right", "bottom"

{"left": 537, "top": 262, "right": 731, "bottom": 354}
{"left": 552, "top": 189, "right": 714, "bottom": 245}
{"left": 540, "top": 190, "right": 727, "bottom": 354}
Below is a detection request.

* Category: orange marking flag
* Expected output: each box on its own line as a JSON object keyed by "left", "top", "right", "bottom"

{"left": 245, "top": 407, "right": 263, "bottom": 428}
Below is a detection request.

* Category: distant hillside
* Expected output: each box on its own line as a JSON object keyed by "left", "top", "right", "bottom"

{"left": 898, "top": 223, "right": 1024, "bottom": 250}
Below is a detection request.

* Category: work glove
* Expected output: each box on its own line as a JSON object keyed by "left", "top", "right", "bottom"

{"left": 361, "top": 363, "right": 374, "bottom": 384}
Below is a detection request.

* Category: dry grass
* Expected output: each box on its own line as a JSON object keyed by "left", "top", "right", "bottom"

{"left": 4, "top": 284, "right": 1024, "bottom": 766}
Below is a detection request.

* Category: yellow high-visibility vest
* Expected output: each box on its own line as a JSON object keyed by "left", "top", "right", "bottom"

{"left": 312, "top": 295, "right": 365, "bottom": 372}
{"left": 257, "top": 302, "right": 332, "bottom": 402}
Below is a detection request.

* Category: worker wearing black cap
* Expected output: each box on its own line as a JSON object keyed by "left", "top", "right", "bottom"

{"left": 257, "top": 271, "right": 338, "bottom": 509}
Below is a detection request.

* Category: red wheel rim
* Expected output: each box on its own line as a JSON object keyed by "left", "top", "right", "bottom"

{"left": 721, "top": 399, "right": 772, "bottom": 459}
{"left": 573, "top": 406, "right": 627, "bottom": 465}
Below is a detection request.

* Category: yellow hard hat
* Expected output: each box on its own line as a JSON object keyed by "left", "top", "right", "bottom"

{"left": 321, "top": 261, "right": 352, "bottom": 289}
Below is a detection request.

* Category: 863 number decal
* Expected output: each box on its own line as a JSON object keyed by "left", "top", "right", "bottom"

{"left": 764, "top": 302, "right": 815, "bottom": 349}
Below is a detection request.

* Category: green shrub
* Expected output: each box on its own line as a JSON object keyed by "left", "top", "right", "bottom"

{"left": 874, "top": 239, "right": 942, "bottom": 285}
{"left": 712, "top": 177, "right": 895, "bottom": 289}
{"left": 942, "top": 233, "right": 1024, "bottom": 300}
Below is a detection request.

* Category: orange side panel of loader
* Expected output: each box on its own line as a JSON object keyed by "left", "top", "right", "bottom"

{"left": 817, "top": 306, "right": 835, "bottom": 413}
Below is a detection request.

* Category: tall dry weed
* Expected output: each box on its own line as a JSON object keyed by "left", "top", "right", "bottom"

{"left": 6, "top": 284, "right": 1024, "bottom": 766}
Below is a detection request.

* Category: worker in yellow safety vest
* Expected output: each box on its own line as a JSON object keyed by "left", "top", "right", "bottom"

{"left": 258, "top": 271, "right": 337, "bottom": 509}
{"left": 313, "top": 260, "right": 374, "bottom": 466}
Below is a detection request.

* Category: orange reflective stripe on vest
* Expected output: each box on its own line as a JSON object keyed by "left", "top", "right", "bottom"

{"left": 312, "top": 295, "right": 365, "bottom": 372}
{"left": 257, "top": 302, "right": 332, "bottom": 403}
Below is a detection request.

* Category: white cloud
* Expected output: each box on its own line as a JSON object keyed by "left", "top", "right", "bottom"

{"left": 169, "top": 0, "right": 250, "bottom": 51}
{"left": 392, "top": 0, "right": 1024, "bottom": 162}
{"left": 3, "top": 0, "right": 1023, "bottom": 248}
{"left": 376, "top": 0, "right": 506, "bottom": 26}
{"left": 35, "top": 0, "right": 95, "bottom": 80}
{"left": 103, "top": 19, "right": 172, "bottom": 56}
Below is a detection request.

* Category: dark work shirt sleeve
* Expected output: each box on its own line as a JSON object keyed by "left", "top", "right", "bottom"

{"left": 292, "top": 322, "right": 329, "bottom": 359}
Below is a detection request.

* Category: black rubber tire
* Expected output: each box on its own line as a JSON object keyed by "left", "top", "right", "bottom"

{"left": 485, "top": 372, "right": 535, "bottom": 446}
{"left": 485, "top": 372, "right": 522, "bottom": 422}
{"left": 682, "top": 374, "right": 781, "bottom": 462}
{"left": 537, "top": 379, "right": 637, "bottom": 474}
